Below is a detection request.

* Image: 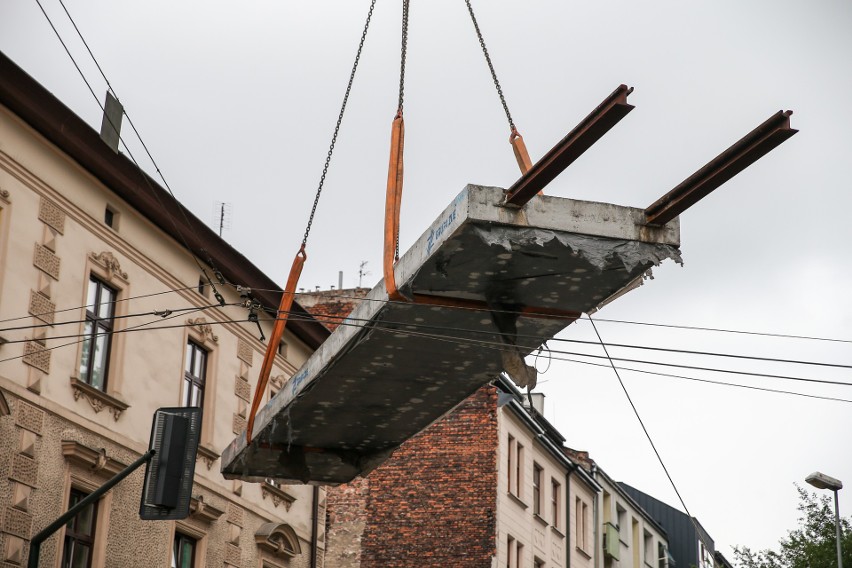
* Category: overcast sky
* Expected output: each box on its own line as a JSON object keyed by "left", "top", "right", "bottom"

{"left": 4, "top": 0, "right": 852, "bottom": 558}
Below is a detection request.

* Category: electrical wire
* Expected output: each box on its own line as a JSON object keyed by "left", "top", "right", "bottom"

{"left": 0, "top": 304, "right": 222, "bottom": 365}
{"left": 0, "top": 303, "right": 237, "bottom": 339}
{"left": 588, "top": 315, "right": 703, "bottom": 535}
{"left": 250, "top": 305, "right": 852, "bottom": 388}
{"left": 0, "top": 284, "right": 200, "bottom": 326}
{"left": 280, "top": 288, "right": 852, "bottom": 346}
{"left": 34, "top": 0, "right": 226, "bottom": 302}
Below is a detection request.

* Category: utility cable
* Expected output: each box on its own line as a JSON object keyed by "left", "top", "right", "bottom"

{"left": 249, "top": 303, "right": 852, "bottom": 385}
{"left": 588, "top": 315, "right": 702, "bottom": 533}
{"left": 248, "top": 308, "right": 852, "bottom": 404}
{"left": 35, "top": 0, "right": 226, "bottom": 304}
{"left": 0, "top": 304, "right": 219, "bottom": 365}
{"left": 281, "top": 288, "right": 852, "bottom": 346}
{"left": 0, "top": 285, "right": 199, "bottom": 326}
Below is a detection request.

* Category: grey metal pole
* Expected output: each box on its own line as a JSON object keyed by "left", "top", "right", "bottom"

{"left": 835, "top": 489, "right": 844, "bottom": 568}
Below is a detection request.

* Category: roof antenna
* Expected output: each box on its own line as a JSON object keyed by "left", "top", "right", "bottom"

{"left": 213, "top": 202, "right": 232, "bottom": 237}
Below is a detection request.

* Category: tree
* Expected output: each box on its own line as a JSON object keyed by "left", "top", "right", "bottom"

{"left": 734, "top": 485, "right": 852, "bottom": 568}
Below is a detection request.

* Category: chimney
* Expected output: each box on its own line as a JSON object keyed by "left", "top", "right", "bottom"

{"left": 99, "top": 91, "right": 123, "bottom": 152}
{"left": 528, "top": 392, "right": 545, "bottom": 415}
{"left": 339, "top": 271, "right": 344, "bottom": 291}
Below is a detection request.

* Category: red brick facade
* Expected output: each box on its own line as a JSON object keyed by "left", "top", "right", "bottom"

{"left": 326, "top": 386, "right": 499, "bottom": 568}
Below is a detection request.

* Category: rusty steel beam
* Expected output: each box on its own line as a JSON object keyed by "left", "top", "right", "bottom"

{"left": 645, "top": 110, "right": 798, "bottom": 226}
{"left": 504, "top": 84, "right": 635, "bottom": 207}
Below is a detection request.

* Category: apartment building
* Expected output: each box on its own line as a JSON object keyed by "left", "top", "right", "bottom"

{"left": 564, "top": 451, "right": 672, "bottom": 568}
{"left": 0, "top": 51, "right": 329, "bottom": 567}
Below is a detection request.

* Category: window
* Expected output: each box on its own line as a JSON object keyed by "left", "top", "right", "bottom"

{"left": 576, "top": 497, "right": 589, "bottom": 552}
{"left": 551, "top": 479, "right": 561, "bottom": 529}
{"left": 172, "top": 532, "right": 197, "bottom": 568}
{"left": 533, "top": 463, "right": 543, "bottom": 515}
{"left": 104, "top": 206, "right": 117, "bottom": 229}
{"left": 515, "top": 443, "right": 524, "bottom": 498}
{"left": 517, "top": 542, "right": 524, "bottom": 567}
{"left": 534, "top": 558, "right": 545, "bottom": 568}
{"left": 644, "top": 530, "right": 654, "bottom": 565}
{"left": 506, "top": 535, "right": 523, "bottom": 568}
{"left": 197, "top": 278, "right": 206, "bottom": 297}
{"left": 182, "top": 341, "right": 207, "bottom": 408}
{"left": 278, "top": 340, "right": 288, "bottom": 358}
{"left": 658, "top": 542, "right": 668, "bottom": 568}
{"left": 617, "top": 505, "right": 627, "bottom": 541}
{"left": 79, "top": 276, "right": 116, "bottom": 391}
{"left": 61, "top": 488, "right": 97, "bottom": 568}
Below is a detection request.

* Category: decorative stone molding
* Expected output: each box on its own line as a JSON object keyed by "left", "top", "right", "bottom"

{"left": 69, "top": 377, "right": 129, "bottom": 420}
{"left": 260, "top": 482, "right": 296, "bottom": 511}
{"left": 38, "top": 197, "right": 65, "bottom": 234}
{"left": 269, "top": 375, "right": 286, "bottom": 397}
{"left": 237, "top": 340, "right": 253, "bottom": 366}
{"left": 234, "top": 377, "right": 250, "bottom": 401}
{"left": 22, "top": 339, "right": 50, "bottom": 373}
{"left": 8, "top": 455, "right": 37, "bottom": 488}
{"left": 255, "top": 523, "right": 301, "bottom": 558}
{"left": 28, "top": 290, "right": 55, "bottom": 325}
{"left": 187, "top": 317, "right": 218, "bottom": 345}
{"left": 0, "top": 187, "right": 9, "bottom": 201}
{"left": 14, "top": 401, "right": 43, "bottom": 434}
{"left": 2, "top": 506, "right": 33, "bottom": 539}
{"left": 61, "top": 440, "right": 125, "bottom": 476}
{"left": 88, "top": 251, "right": 128, "bottom": 281}
{"left": 33, "top": 244, "right": 60, "bottom": 280}
{"left": 189, "top": 495, "right": 225, "bottom": 523}
{"left": 196, "top": 445, "right": 220, "bottom": 470}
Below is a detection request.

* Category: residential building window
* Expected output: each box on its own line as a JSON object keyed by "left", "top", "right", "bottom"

{"left": 576, "top": 497, "right": 589, "bottom": 552}
{"left": 658, "top": 542, "right": 668, "bottom": 568}
{"left": 172, "top": 532, "right": 197, "bottom": 568}
{"left": 61, "top": 488, "right": 97, "bottom": 568}
{"left": 534, "top": 558, "right": 545, "bottom": 568}
{"left": 507, "top": 535, "right": 515, "bottom": 568}
{"left": 182, "top": 341, "right": 207, "bottom": 408}
{"left": 644, "top": 530, "right": 654, "bottom": 565}
{"left": 197, "top": 278, "right": 206, "bottom": 297}
{"left": 79, "top": 276, "right": 116, "bottom": 391}
{"left": 104, "top": 206, "right": 118, "bottom": 229}
{"left": 533, "top": 463, "right": 543, "bottom": 516}
{"left": 551, "top": 479, "right": 561, "bottom": 529}
{"left": 515, "top": 443, "right": 524, "bottom": 498}
{"left": 517, "top": 542, "right": 524, "bottom": 567}
{"left": 617, "top": 505, "right": 627, "bottom": 542}
{"left": 278, "top": 340, "right": 288, "bottom": 358}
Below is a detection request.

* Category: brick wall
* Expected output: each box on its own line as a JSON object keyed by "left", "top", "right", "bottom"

{"left": 326, "top": 385, "right": 499, "bottom": 568}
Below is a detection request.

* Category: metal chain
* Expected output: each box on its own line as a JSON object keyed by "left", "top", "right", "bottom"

{"left": 302, "top": 0, "right": 378, "bottom": 247}
{"left": 394, "top": 0, "right": 411, "bottom": 260}
{"left": 398, "top": 0, "right": 410, "bottom": 113}
{"left": 464, "top": 0, "right": 515, "bottom": 132}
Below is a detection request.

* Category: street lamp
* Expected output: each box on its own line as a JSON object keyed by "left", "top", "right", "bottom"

{"left": 806, "top": 471, "right": 844, "bottom": 568}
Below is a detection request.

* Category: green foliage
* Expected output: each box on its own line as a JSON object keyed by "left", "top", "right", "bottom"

{"left": 734, "top": 485, "right": 852, "bottom": 568}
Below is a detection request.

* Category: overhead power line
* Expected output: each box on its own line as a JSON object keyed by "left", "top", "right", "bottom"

{"left": 34, "top": 0, "right": 226, "bottom": 303}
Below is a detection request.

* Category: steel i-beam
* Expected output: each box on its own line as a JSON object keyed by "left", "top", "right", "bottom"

{"left": 504, "top": 84, "right": 635, "bottom": 207}
{"left": 645, "top": 110, "right": 797, "bottom": 226}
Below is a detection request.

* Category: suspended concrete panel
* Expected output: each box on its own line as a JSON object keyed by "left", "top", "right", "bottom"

{"left": 221, "top": 185, "right": 681, "bottom": 484}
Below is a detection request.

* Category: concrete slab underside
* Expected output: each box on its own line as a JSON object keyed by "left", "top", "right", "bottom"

{"left": 221, "top": 185, "right": 681, "bottom": 484}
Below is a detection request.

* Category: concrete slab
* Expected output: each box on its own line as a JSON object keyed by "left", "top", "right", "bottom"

{"left": 221, "top": 185, "right": 681, "bottom": 484}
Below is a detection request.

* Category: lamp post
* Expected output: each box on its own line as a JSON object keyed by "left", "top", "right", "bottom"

{"left": 806, "top": 471, "right": 844, "bottom": 568}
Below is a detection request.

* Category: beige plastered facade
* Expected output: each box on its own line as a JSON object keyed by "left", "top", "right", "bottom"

{"left": 596, "top": 471, "right": 668, "bottom": 568}
{"left": 497, "top": 404, "right": 598, "bottom": 568}
{"left": 0, "top": 90, "right": 325, "bottom": 567}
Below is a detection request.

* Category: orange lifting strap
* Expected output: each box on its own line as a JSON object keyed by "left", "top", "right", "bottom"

{"left": 246, "top": 245, "right": 307, "bottom": 443}
{"left": 383, "top": 111, "right": 406, "bottom": 301}
{"left": 510, "top": 127, "right": 533, "bottom": 174}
